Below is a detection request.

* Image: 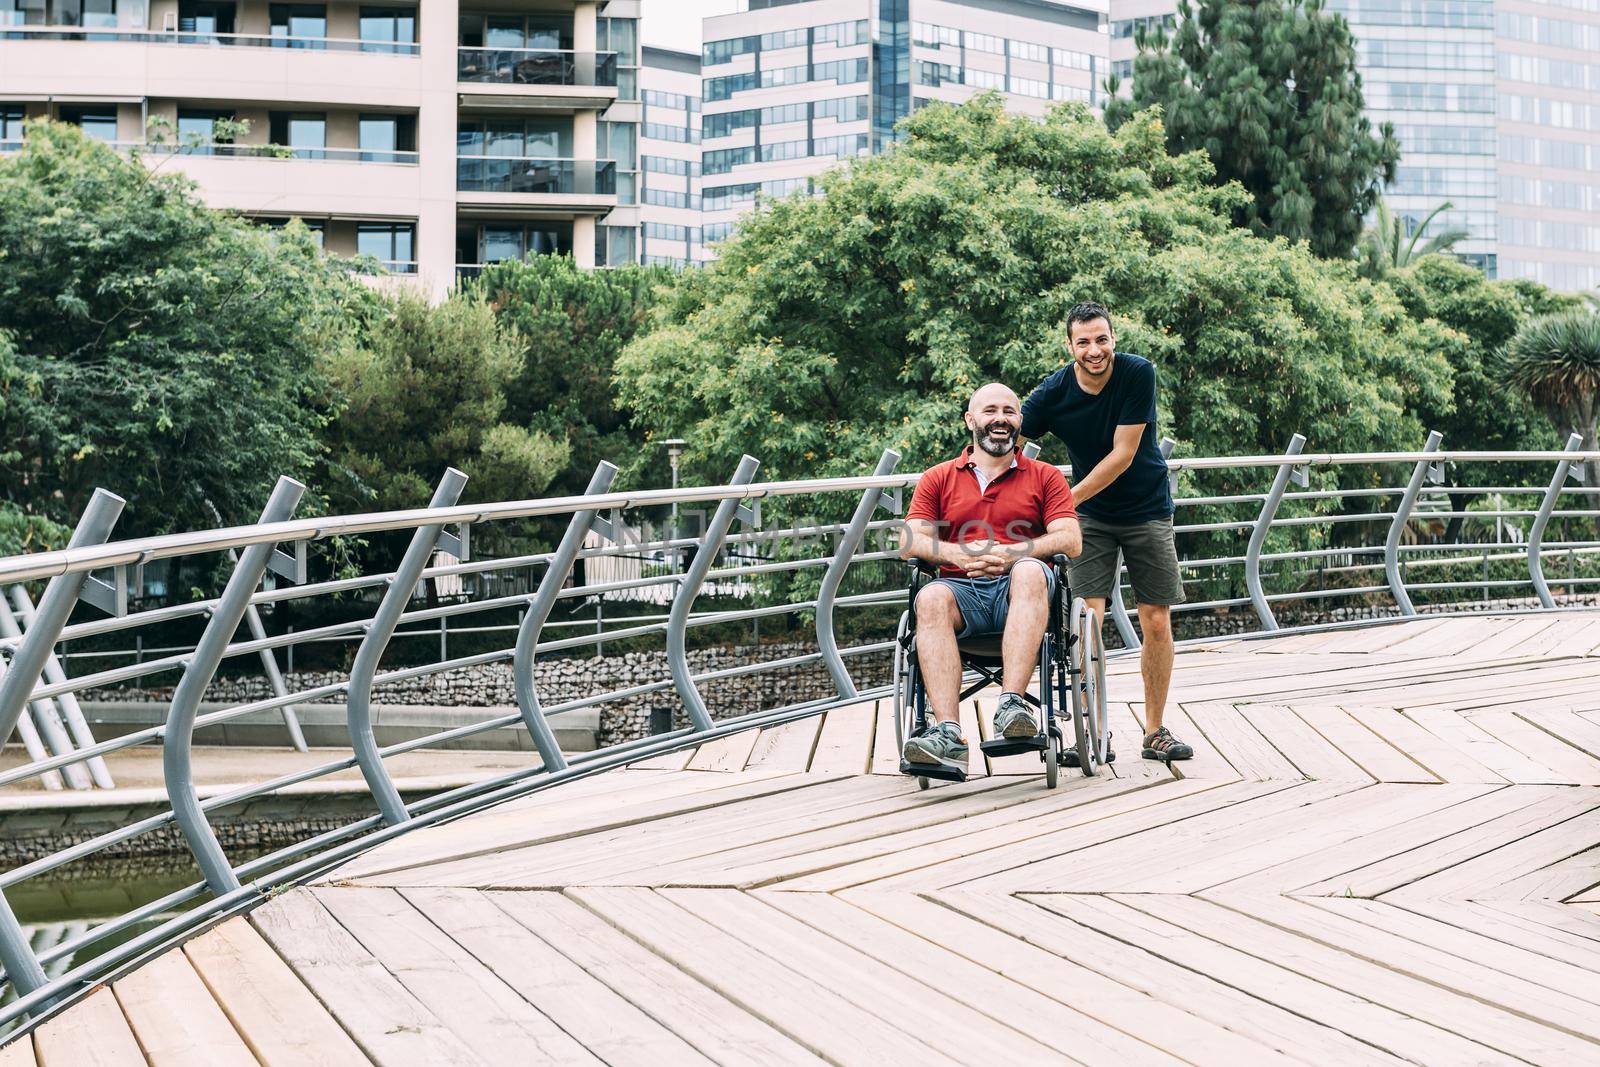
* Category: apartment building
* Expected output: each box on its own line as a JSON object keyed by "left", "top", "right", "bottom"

{"left": 697, "top": 0, "right": 1108, "bottom": 246}
{"left": 0, "top": 0, "right": 642, "bottom": 298}
{"left": 640, "top": 44, "right": 709, "bottom": 267}
{"left": 1108, "top": 0, "right": 1600, "bottom": 290}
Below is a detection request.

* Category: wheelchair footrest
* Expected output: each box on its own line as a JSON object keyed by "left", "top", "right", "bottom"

{"left": 900, "top": 758, "right": 968, "bottom": 783}
{"left": 980, "top": 736, "right": 1046, "bottom": 758}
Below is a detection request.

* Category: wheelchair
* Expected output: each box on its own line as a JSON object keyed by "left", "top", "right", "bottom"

{"left": 892, "top": 554, "right": 1111, "bottom": 790}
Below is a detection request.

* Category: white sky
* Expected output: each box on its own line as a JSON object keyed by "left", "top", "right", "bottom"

{"left": 643, "top": 0, "right": 738, "bottom": 52}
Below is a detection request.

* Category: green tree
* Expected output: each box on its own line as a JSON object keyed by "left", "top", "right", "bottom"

{"left": 617, "top": 96, "right": 1452, "bottom": 494}
{"left": 476, "top": 255, "right": 672, "bottom": 493}
{"left": 0, "top": 121, "right": 359, "bottom": 549}
{"left": 1105, "top": 0, "right": 1399, "bottom": 260}
{"left": 319, "top": 293, "right": 568, "bottom": 517}
{"left": 1506, "top": 308, "right": 1600, "bottom": 507}
{"left": 1357, "top": 200, "right": 1470, "bottom": 280}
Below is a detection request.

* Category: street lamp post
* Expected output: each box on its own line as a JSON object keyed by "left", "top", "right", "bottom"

{"left": 661, "top": 438, "right": 687, "bottom": 569}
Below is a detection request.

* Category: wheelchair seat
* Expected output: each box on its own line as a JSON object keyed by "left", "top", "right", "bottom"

{"left": 954, "top": 633, "right": 1005, "bottom": 662}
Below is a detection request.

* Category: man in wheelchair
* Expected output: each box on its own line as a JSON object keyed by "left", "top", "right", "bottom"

{"left": 898, "top": 383, "right": 1082, "bottom": 773}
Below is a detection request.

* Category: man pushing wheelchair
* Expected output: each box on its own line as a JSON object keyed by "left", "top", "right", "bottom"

{"left": 898, "top": 300, "right": 1192, "bottom": 781}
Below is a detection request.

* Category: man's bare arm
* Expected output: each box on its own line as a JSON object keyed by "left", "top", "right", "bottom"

{"left": 900, "top": 518, "right": 996, "bottom": 577}
{"left": 997, "top": 516, "right": 1081, "bottom": 567}
{"left": 1065, "top": 423, "right": 1142, "bottom": 506}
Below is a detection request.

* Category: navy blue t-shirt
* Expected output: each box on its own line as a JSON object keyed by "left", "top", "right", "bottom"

{"left": 1020, "top": 353, "right": 1173, "bottom": 523}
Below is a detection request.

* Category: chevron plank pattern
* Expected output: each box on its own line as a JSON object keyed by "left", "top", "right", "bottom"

{"left": 12, "top": 612, "right": 1600, "bottom": 1065}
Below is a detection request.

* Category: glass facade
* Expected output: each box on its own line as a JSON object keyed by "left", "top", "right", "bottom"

{"left": 871, "top": 0, "right": 910, "bottom": 151}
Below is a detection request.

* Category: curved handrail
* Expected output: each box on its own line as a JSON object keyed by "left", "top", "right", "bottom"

{"left": 0, "top": 442, "right": 1596, "bottom": 1031}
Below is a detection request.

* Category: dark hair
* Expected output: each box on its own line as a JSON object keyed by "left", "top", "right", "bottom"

{"left": 1065, "top": 301, "right": 1114, "bottom": 336}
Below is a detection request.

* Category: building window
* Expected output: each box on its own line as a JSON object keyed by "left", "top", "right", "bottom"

{"left": 1, "top": 105, "right": 25, "bottom": 144}
{"left": 458, "top": 117, "right": 570, "bottom": 158}
{"left": 597, "top": 17, "right": 638, "bottom": 100}
{"left": 269, "top": 111, "right": 326, "bottom": 157}
{"left": 359, "top": 114, "right": 416, "bottom": 161}
{"left": 458, "top": 12, "right": 571, "bottom": 50}
{"left": 359, "top": 6, "right": 415, "bottom": 52}
{"left": 176, "top": 108, "right": 234, "bottom": 153}
{"left": 59, "top": 106, "right": 118, "bottom": 142}
{"left": 358, "top": 222, "right": 416, "bottom": 271}
{"left": 596, "top": 224, "right": 637, "bottom": 267}
{"left": 703, "top": 34, "right": 757, "bottom": 65}
{"left": 270, "top": 3, "right": 326, "bottom": 46}
{"left": 178, "top": 0, "right": 233, "bottom": 35}
{"left": 703, "top": 145, "right": 755, "bottom": 174}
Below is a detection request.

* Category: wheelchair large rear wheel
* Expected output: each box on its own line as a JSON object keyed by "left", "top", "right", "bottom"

{"left": 1067, "top": 597, "right": 1097, "bottom": 776}
{"left": 891, "top": 611, "right": 931, "bottom": 789}
{"left": 1079, "top": 602, "right": 1111, "bottom": 767}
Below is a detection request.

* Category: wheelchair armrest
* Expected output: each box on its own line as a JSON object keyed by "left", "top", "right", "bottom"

{"left": 905, "top": 556, "right": 941, "bottom": 577}
{"left": 1050, "top": 553, "right": 1070, "bottom": 568}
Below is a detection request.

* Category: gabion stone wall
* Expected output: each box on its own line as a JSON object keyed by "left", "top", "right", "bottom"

{"left": 85, "top": 642, "right": 895, "bottom": 748}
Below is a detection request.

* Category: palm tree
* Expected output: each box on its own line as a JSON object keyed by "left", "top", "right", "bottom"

{"left": 1357, "top": 199, "right": 1470, "bottom": 279}
{"left": 1506, "top": 309, "right": 1600, "bottom": 535}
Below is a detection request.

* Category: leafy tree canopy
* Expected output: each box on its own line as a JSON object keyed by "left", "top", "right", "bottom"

{"left": 319, "top": 293, "right": 569, "bottom": 516}
{"left": 1104, "top": 0, "right": 1399, "bottom": 259}
{"left": 617, "top": 97, "right": 1454, "bottom": 499}
{"left": 0, "top": 121, "right": 360, "bottom": 552}
{"left": 476, "top": 255, "right": 672, "bottom": 494}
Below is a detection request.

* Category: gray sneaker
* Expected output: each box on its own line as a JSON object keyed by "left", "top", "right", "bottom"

{"left": 902, "top": 721, "right": 969, "bottom": 766}
{"left": 993, "top": 693, "right": 1039, "bottom": 738}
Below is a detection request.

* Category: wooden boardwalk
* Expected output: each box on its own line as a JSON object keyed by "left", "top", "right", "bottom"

{"left": 10, "top": 611, "right": 1600, "bottom": 1066}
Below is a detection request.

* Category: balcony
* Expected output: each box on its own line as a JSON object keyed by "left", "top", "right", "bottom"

{"left": 456, "top": 48, "right": 618, "bottom": 110}
{"left": 0, "top": 26, "right": 419, "bottom": 54}
{"left": 142, "top": 143, "right": 419, "bottom": 165}
{"left": 456, "top": 157, "right": 617, "bottom": 212}
{"left": 0, "top": 28, "right": 423, "bottom": 108}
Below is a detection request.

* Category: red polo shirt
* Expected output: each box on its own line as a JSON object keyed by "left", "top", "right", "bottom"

{"left": 907, "top": 447, "right": 1077, "bottom": 575}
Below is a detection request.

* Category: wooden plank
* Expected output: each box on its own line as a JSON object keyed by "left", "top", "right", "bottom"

{"left": 568, "top": 886, "right": 966, "bottom": 1067}
{"left": 1405, "top": 706, "right": 1575, "bottom": 785}
{"left": 1291, "top": 706, "right": 1439, "bottom": 783}
{"left": 1234, "top": 704, "right": 1372, "bottom": 781}
{"left": 1342, "top": 705, "right": 1509, "bottom": 784}
{"left": 251, "top": 890, "right": 483, "bottom": 1066}
{"left": 1467, "top": 709, "right": 1600, "bottom": 785}
{"left": 629, "top": 746, "right": 696, "bottom": 770}
{"left": 112, "top": 948, "right": 257, "bottom": 1067}
{"left": 310, "top": 886, "right": 602, "bottom": 1065}
{"left": 1131, "top": 893, "right": 1596, "bottom": 1063}
{"left": 1145, "top": 702, "right": 1236, "bottom": 781}
{"left": 868, "top": 698, "right": 900, "bottom": 775}
{"left": 745, "top": 717, "right": 824, "bottom": 773}
{"left": 489, "top": 891, "right": 825, "bottom": 1067}
{"left": 806, "top": 700, "right": 876, "bottom": 774}
{"left": 0, "top": 1038, "right": 34, "bottom": 1067}
{"left": 398, "top": 888, "right": 715, "bottom": 1067}
{"left": 32, "top": 988, "right": 146, "bottom": 1067}
{"left": 1383, "top": 798, "right": 1600, "bottom": 904}
{"left": 1182, "top": 703, "right": 1304, "bottom": 780}
{"left": 1516, "top": 706, "right": 1600, "bottom": 763}
{"left": 685, "top": 729, "right": 760, "bottom": 772}
{"left": 663, "top": 888, "right": 1072, "bottom": 1064}
{"left": 183, "top": 917, "right": 370, "bottom": 1067}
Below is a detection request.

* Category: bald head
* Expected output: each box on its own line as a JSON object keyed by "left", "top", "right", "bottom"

{"left": 964, "top": 382, "right": 1022, "bottom": 458}
{"left": 968, "top": 382, "right": 1019, "bottom": 415}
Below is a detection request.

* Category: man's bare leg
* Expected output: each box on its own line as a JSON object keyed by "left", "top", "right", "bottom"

{"left": 1001, "top": 561, "right": 1049, "bottom": 693}
{"left": 1136, "top": 603, "right": 1174, "bottom": 734}
{"left": 914, "top": 584, "right": 965, "bottom": 725}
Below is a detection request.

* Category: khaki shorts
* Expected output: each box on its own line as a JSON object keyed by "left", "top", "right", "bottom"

{"left": 1067, "top": 516, "right": 1185, "bottom": 606}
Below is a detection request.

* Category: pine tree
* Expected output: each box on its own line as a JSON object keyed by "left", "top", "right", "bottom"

{"left": 1105, "top": 0, "right": 1399, "bottom": 260}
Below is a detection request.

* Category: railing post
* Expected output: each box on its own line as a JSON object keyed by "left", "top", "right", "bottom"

{"left": 668, "top": 455, "right": 760, "bottom": 733}
{"left": 7, "top": 587, "right": 116, "bottom": 787}
{"left": 1529, "top": 433, "right": 1584, "bottom": 609}
{"left": 0, "top": 602, "right": 92, "bottom": 790}
{"left": 512, "top": 461, "right": 619, "bottom": 773}
{"left": 347, "top": 468, "right": 468, "bottom": 826}
{"left": 816, "top": 449, "right": 899, "bottom": 700}
{"left": 165, "top": 476, "right": 304, "bottom": 896}
{"left": 0, "top": 889, "right": 49, "bottom": 1004}
{"left": 241, "top": 579, "right": 307, "bottom": 753}
{"left": 1245, "top": 434, "right": 1307, "bottom": 632}
{"left": 1385, "top": 430, "right": 1444, "bottom": 616}
{"left": 0, "top": 489, "right": 124, "bottom": 750}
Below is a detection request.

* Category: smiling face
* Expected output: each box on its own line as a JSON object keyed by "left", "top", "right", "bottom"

{"left": 1069, "top": 315, "right": 1115, "bottom": 386}
{"left": 964, "top": 383, "right": 1021, "bottom": 457}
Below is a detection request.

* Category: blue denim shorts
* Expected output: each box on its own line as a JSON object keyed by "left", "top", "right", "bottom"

{"left": 920, "top": 558, "right": 1055, "bottom": 638}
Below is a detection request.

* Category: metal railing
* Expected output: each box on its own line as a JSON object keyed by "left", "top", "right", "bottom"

{"left": 141, "top": 143, "right": 420, "bottom": 165}
{"left": 456, "top": 156, "right": 617, "bottom": 196}
{"left": 456, "top": 47, "right": 618, "bottom": 87}
{"left": 0, "top": 436, "right": 1597, "bottom": 1033}
{"left": 0, "top": 25, "right": 420, "bottom": 53}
